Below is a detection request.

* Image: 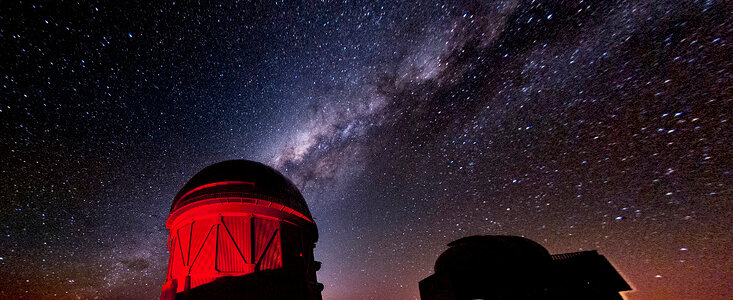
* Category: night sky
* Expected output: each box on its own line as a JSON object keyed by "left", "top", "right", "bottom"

{"left": 2, "top": 0, "right": 731, "bottom": 299}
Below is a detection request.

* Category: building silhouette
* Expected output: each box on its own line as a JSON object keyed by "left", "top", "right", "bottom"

{"left": 419, "top": 235, "right": 631, "bottom": 300}
{"left": 160, "top": 160, "right": 323, "bottom": 300}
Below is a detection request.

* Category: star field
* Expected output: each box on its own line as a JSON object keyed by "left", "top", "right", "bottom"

{"left": 1, "top": 1, "right": 731, "bottom": 299}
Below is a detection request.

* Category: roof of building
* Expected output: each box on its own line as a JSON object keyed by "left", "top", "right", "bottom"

{"left": 434, "top": 235, "right": 551, "bottom": 273}
{"left": 171, "top": 160, "right": 312, "bottom": 219}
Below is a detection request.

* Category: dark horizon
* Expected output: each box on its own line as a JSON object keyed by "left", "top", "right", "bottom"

{"left": 1, "top": 1, "right": 731, "bottom": 299}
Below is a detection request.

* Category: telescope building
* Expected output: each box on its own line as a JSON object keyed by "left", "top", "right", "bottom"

{"left": 160, "top": 160, "right": 323, "bottom": 300}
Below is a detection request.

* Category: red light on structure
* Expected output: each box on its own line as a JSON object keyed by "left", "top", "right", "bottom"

{"left": 160, "top": 160, "right": 323, "bottom": 299}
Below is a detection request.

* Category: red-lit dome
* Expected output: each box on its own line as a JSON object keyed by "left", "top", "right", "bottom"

{"left": 171, "top": 160, "right": 312, "bottom": 220}
{"left": 161, "top": 160, "right": 322, "bottom": 299}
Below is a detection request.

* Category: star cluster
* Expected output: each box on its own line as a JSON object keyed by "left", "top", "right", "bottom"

{"left": 1, "top": 1, "right": 731, "bottom": 299}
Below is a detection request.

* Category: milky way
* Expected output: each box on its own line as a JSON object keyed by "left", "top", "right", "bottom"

{"left": 1, "top": 1, "right": 731, "bottom": 299}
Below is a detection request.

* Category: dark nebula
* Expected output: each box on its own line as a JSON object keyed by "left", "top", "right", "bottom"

{"left": 1, "top": 1, "right": 731, "bottom": 299}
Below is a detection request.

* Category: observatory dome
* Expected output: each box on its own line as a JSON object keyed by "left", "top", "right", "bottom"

{"left": 171, "top": 160, "right": 312, "bottom": 220}
{"left": 434, "top": 235, "right": 551, "bottom": 273}
{"left": 161, "top": 160, "right": 322, "bottom": 299}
